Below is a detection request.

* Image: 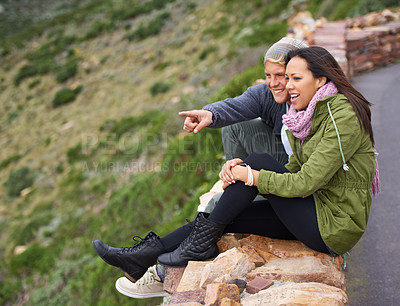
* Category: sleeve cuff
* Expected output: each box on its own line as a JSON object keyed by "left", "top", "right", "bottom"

{"left": 257, "top": 169, "right": 271, "bottom": 194}
{"left": 202, "top": 105, "right": 219, "bottom": 127}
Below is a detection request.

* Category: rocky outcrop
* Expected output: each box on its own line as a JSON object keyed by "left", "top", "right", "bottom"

{"left": 162, "top": 234, "right": 347, "bottom": 305}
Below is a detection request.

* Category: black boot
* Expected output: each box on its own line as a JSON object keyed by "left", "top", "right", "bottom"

{"left": 92, "top": 231, "right": 164, "bottom": 282}
{"left": 157, "top": 213, "right": 225, "bottom": 268}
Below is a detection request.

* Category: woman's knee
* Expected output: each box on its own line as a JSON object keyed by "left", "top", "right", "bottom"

{"left": 244, "top": 152, "right": 272, "bottom": 168}
{"left": 244, "top": 152, "right": 288, "bottom": 173}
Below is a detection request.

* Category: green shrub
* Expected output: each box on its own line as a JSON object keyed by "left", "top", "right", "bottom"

{"left": 28, "top": 79, "right": 41, "bottom": 89}
{"left": 55, "top": 57, "right": 80, "bottom": 83}
{"left": 110, "top": 4, "right": 148, "bottom": 21}
{"left": 260, "top": 0, "right": 291, "bottom": 19}
{"left": 60, "top": 167, "right": 86, "bottom": 188}
{"left": 55, "top": 162, "right": 64, "bottom": 173}
{"left": 52, "top": 86, "right": 83, "bottom": 108}
{"left": 345, "top": 0, "right": 399, "bottom": 19}
{"left": 14, "top": 35, "right": 77, "bottom": 85}
{"left": 9, "top": 243, "right": 56, "bottom": 275}
{"left": 184, "top": 2, "right": 197, "bottom": 11}
{"left": 203, "top": 16, "right": 231, "bottom": 38}
{"left": 240, "top": 21, "right": 288, "bottom": 47}
{"left": 125, "top": 11, "right": 170, "bottom": 41}
{"left": 0, "top": 279, "right": 22, "bottom": 306}
{"left": 211, "top": 62, "right": 265, "bottom": 101}
{"left": 7, "top": 110, "right": 19, "bottom": 123}
{"left": 67, "top": 143, "right": 85, "bottom": 164}
{"left": 153, "top": 60, "right": 170, "bottom": 71}
{"left": 4, "top": 166, "right": 35, "bottom": 197}
{"left": 108, "top": 110, "right": 166, "bottom": 139}
{"left": 10, "top": 212, "right": 53, "bottom": 245}
{"left": 199, "top": 46, "right": 219, "bottom": 60}
{"left": 149, "top": 80, "right": 172, "bottom": 96}
{"left": 327, "top": 0, "right": 359, "bottom": 20}
{"left": 83, "top": 21, "right": 116, "bottom": 40}
{"left": 14, "top": 65, "right": 40, "bottom": 86}
{"left": 26, "top": 35, "right": 76, "bottom": 63}
{"left": 0, "top": 154, "right": 22, "bottom": 170}
{"left": 109, "top": 0, "right": 174, "bottom": 21}
{"left": 30, "top": 255, "right": 96, "bottom": 305}
{"left": 0, "top": 1, "right": 107, "bottom": 54}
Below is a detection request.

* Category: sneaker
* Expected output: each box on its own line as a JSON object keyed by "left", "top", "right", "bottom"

{"left": 115, "top": 265, "right": 169, "bottom": 299}
{"left": 92, "top": 231, "right": 164, "bottom": 282}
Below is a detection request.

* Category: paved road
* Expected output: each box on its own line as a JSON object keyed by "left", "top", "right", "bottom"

{"left": 345, "top": 63, "right": 400, "bottom": 305}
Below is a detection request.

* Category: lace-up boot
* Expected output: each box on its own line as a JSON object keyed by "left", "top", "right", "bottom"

{"left": 92, "top": 231, "right": 164, "bottom": 282}
{"left": 157, "top": 213, "right": 225, "bottom": 267}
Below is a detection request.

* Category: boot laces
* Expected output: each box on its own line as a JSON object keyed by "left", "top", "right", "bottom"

{"left": 120, "top": 234, "right": 151, "bottom": 254}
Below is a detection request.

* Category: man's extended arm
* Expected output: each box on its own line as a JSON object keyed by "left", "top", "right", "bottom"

{"left": 180, "top": 83, "right": 282, "bottom": 133}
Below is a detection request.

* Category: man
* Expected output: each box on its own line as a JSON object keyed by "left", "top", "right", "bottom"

{"left": 100, "top": 37, "right": 308, "bottom": 299}
{"left": 182, "top": 37, "right": 308, "bottom": 213}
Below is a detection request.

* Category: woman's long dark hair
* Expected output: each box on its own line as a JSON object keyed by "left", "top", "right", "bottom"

{"left": 286, "top": 46, "right": 374, "bottom": 146}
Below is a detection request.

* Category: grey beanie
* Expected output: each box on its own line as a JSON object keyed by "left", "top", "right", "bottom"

{"left": 264, "top": 37, "right": 308, "bottom": 64}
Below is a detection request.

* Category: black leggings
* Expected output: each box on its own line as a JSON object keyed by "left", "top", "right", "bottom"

{"left": 160, "top": 152, "right": 329, "bottom": 254}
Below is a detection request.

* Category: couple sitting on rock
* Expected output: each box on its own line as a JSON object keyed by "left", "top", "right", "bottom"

{"left": 92, "top": 37, "right": 379, "bottom": 299}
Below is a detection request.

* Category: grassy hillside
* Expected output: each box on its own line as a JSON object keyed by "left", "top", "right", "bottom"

{"left": 0, "top": 0, "right": 398, "bottom": 305}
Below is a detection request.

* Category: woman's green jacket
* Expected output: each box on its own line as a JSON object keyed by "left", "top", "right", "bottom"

{"left": 257, "top": 94, "right": 375, "bottom": 255}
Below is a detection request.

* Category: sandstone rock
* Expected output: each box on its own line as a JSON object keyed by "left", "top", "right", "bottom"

{"left": 315, "top": 253, "right": 344, "bottom": 272}
{"left": 246, "top": 276, "right": 274, "bottom": 294}
{"left": 265, "top": 238, "right": 318, "bottom": 258}
{"left": 164, "top": 267, "right": 185, "bottom": 294}
{"left": 220, "top": 297, "right": 241, "bottom": 306}
{"left": 168, "top": 289, "right": 206, "bottom": 305}
{"left": 204, "top": 283, "right": 240, "bottom": 306}
{"left": 217, "top": 234, "right": 241, "bottom": 253}
{"left": 246, "top": 256, "right": 345, "bottom": 290}
{"left": 241, "top": 282, "right": 348, "bottom": 306}
{"left": 239, "top": 235, "right": 279, "bottom": 262}
{"left": 238, "top": 245, "right": 265, "bottom": 267}
{"left": 240, "top": 235, "right": 318, "bottom": 260}
{"left": 200, "top": 248, "right": 255, "bottom": 289}
{"left": 364, "top": 12, "right": 387, "bottom": 27}
{"left": 176, "top": 261, "right": 208, "bottom": 292}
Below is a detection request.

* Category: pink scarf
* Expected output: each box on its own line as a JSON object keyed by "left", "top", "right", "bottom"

{"left": 282, "top": 81, "right": 380, "bottom": 196}
{"left": 282, "top": 81, "right": 338, "bottom": 141}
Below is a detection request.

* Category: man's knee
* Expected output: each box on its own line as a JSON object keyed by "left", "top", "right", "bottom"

{"left": 221, "top": 124, "right": 236, "bottom": 140}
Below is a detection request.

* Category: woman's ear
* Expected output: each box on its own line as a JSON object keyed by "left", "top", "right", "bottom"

{"left": 317, "top": 76, "right": 327, "bottom": 88}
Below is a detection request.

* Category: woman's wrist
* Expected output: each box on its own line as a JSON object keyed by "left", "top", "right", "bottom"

{"left": 232, "top": 165, "right": 248, "bottom": 182}
{"left": 232, "top": 164, "right": 259, "bottom": 186}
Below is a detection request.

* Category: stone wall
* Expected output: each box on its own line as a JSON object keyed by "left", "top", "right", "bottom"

{"left": 288, "top": 8, "right": 400, "bottom": 78}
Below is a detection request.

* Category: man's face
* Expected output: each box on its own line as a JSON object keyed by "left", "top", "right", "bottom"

{"left": 264, "top": 61, "right": 290, "bottom": 104}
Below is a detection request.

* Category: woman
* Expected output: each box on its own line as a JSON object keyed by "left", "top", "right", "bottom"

{"left": 93, "top": 46, "right": 378, "bottom": 298}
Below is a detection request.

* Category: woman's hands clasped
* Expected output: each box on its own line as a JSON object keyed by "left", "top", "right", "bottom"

{"left": 219, "top": 158, "right": 243, "bottom": 189}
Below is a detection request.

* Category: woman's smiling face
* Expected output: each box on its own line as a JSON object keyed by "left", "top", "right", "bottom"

{"left": 285, "top": 56, "right": 326, "bottom": 110}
